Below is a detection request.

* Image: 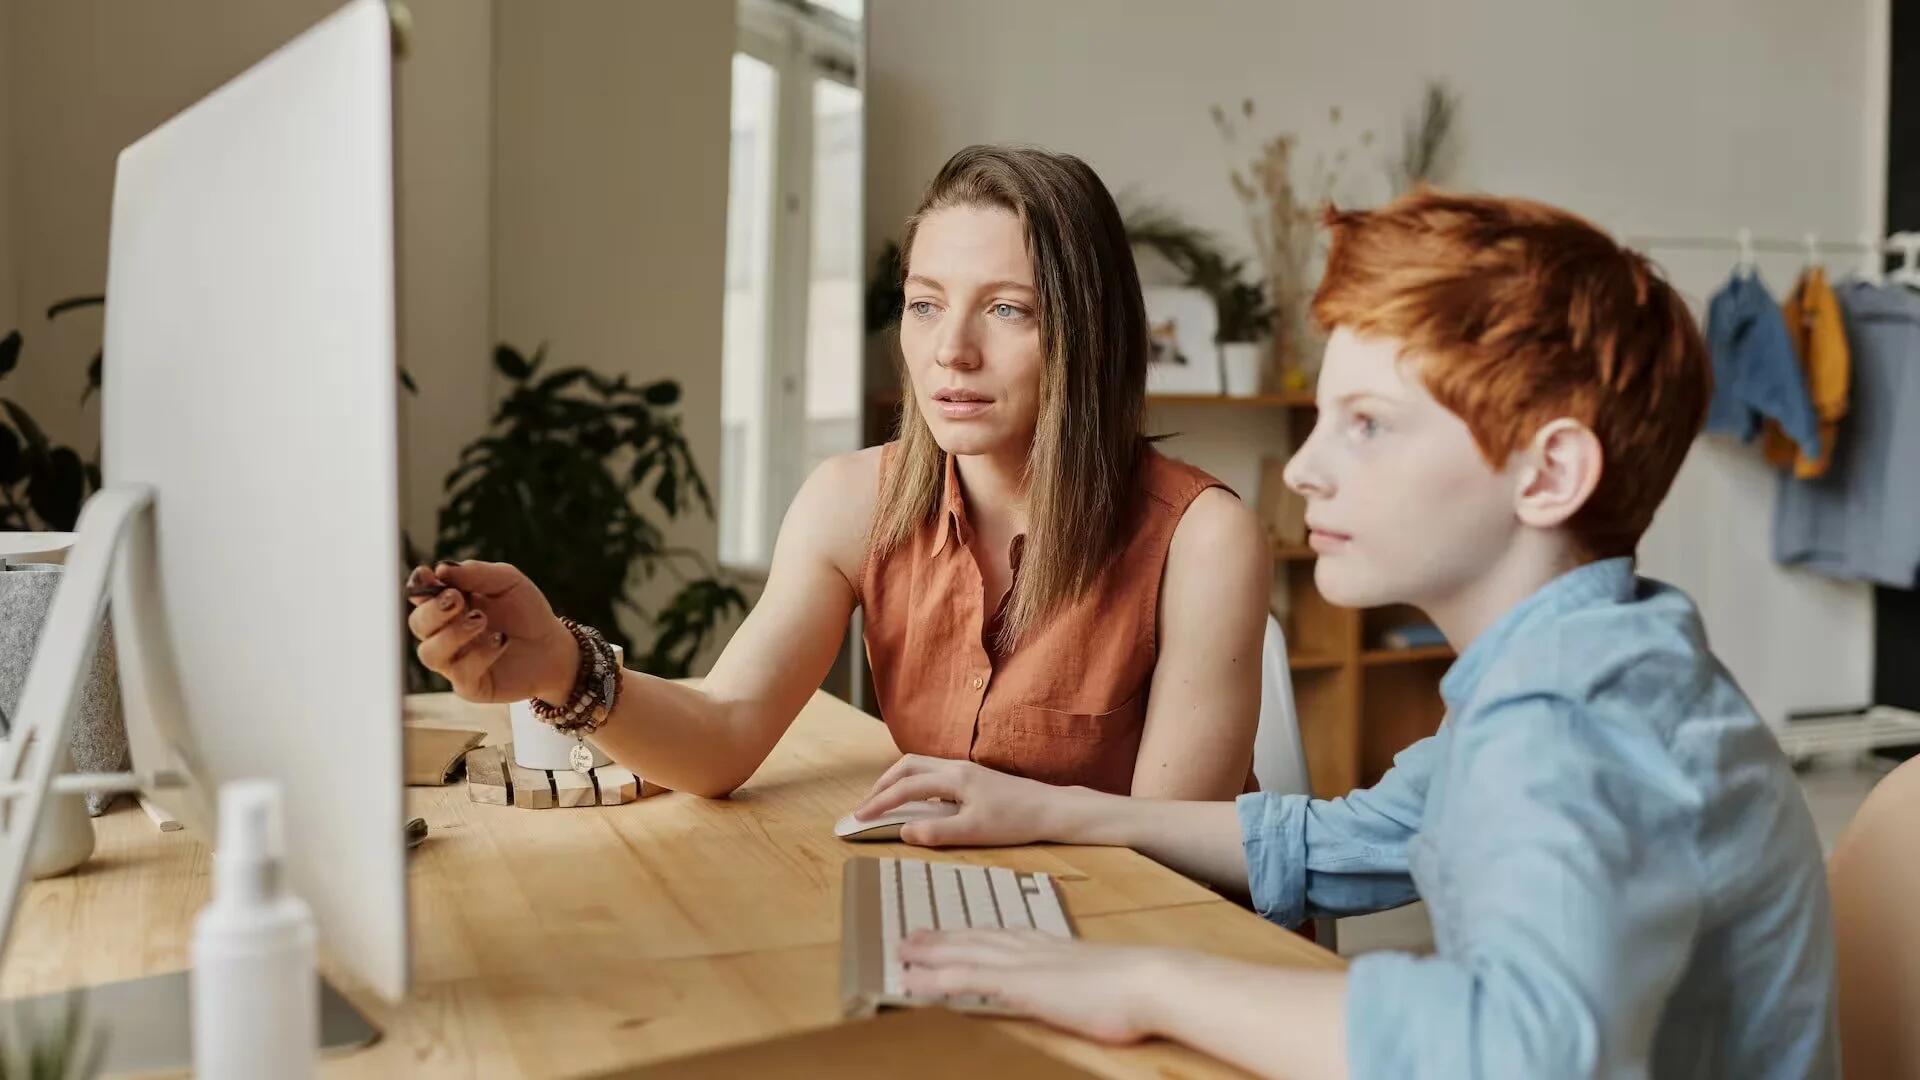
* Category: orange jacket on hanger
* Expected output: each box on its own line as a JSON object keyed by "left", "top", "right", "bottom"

{"left": 1762, "top": 267, "right": 1850, "bottom": 477}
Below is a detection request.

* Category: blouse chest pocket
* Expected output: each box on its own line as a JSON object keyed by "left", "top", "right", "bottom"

{"left": 972, "top": 693, "right": 1146, "bottom": 794}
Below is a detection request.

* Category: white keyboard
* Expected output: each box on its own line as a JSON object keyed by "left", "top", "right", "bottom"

{"left": 840, "top": 856, "right": 1075, "bottom": 1017}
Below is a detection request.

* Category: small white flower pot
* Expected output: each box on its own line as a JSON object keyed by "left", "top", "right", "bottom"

{"left": 509, "top": 643, "right": 620, "bottom": 771}
{"left": 1221, "top": 342, "right": 1267, "bottom": 397}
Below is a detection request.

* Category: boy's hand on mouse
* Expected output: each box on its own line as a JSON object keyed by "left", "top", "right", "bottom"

{"left": 404, "top": 562, "right": 578, "bottom": 704}
{"left": 854, "top": 755, "right": 1071, "bottom": 847}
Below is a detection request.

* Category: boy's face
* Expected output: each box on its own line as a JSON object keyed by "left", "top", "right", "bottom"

{"left": 1285, "top": 328, "right": 1522, "bottom": 610}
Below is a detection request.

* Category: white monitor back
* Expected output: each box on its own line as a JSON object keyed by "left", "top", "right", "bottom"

{"left": 101, "top": 0, "right": 407, "bottom": 1001}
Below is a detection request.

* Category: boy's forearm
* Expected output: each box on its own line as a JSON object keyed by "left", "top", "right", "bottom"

{"left": 1047, "top": 788, "right": 1253, "bottom": 900}
{"left": 1143, "top": 952, "right": 1350, "bottom": 1080}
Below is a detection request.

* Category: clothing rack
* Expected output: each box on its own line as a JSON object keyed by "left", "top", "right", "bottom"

{"left": 1625, "top": 229, "right": 1920, "bottom": 286}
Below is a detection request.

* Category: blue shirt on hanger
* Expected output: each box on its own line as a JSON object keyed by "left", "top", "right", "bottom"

{"left": 1704, "top": 272, "right": 1822, "bottom": 458}
{"left": 1235, "top": 558, "right": 1837, "bottom": 1080}
{"left": 1774, "top": 280, "right": 1920, "bottom": 586}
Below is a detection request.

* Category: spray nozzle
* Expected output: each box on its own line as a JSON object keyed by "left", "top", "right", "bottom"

{"left": 214, "top": 779, "right": 286, "bottom": 905}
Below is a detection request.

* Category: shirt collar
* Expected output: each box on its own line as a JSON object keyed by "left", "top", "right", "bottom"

{"left": 930, "top": 453, "right": 974, "bottom": 557}
{"left": 1438, "top": 557, "right": 1636, "bottom": 711}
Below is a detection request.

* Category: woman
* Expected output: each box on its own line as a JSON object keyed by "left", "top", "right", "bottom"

{"left": 406, "top": 145, "right": 1269, "bottom": 801}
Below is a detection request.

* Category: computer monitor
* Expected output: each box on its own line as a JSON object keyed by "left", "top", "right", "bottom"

{"left": 0, "top": 0, "right": 407, "bottom": 1047}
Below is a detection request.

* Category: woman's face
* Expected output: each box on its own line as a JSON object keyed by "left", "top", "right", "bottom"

{"left": 899, "top": 204, "right": 1046, "bottom": 459}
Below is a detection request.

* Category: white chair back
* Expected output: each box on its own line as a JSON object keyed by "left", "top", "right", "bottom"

{"left": 1253, "top": 615, "right": 1310, "bottom": 796}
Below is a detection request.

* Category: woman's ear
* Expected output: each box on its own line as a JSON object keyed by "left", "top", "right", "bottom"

{"left": 1513, "top": 418, "right": 1604, "bottom": 530}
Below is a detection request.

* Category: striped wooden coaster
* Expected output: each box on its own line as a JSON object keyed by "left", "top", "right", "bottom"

{"left": 463, "top": 743, "right": 666, "bottom": 809}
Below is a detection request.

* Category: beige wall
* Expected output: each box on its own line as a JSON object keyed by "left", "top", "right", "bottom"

{"left": 0, "top": 1, "right": 17, "bottom": 337}
{"left": 2, "top": 0, "right": 340, "bottom": 458}
{"left": 0, "top": 0, "right": 494, "bottom": 552}
{"left": 394, "top": 0, "right": 495, "bottom": 548}
{"left": 0, "top": 0, "right": 739, "bottom": 668}
{"left": 492, "top": 0, "right": 736, "bottom": 654}
{"left": 867, "top": 0, "right": 1881, "bottom": 728}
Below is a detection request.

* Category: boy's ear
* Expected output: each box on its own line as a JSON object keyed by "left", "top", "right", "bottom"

{"left": 1514, "top": 418, "right": 1605, "bottom": 530}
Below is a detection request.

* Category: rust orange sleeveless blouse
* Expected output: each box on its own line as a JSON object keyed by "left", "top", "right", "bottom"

{"left": 856, "top": 442, "right": 1227, "bottom": 795}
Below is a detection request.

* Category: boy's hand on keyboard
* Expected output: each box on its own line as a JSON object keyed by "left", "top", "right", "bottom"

{"left": 854, "top": 756, "right": 1064, "bottom": 847}
{"left": 899, "top": 930, "right": 1167, "bottom": 1044}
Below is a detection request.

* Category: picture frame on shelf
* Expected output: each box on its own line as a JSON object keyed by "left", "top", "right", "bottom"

{"left": 1141, "top": 287, "right": 1221, "bottom": 395}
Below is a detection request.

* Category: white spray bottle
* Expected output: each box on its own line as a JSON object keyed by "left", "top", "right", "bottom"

{"left": 190, "top": 779, "right": 318, "bottom": 1079}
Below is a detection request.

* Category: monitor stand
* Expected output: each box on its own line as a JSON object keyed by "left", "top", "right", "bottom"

{"left": 2, "top": 971, "right": 379, "bottom": 1073}
{"left": 0, "top": 486, "right": 382, "bottom": 1067}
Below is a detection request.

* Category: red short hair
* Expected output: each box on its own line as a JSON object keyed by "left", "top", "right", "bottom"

{"left": 1311, "top": 190, "right": 1709, "bottom": 558}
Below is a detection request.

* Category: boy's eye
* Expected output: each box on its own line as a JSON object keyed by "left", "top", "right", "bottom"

{"left": 1353, "top": 414, "right": 1380, "bottom": 438}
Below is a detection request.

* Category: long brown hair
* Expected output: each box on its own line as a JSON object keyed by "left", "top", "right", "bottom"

{"left": 871, "top": 145, "right": 1148, "bottom": 648}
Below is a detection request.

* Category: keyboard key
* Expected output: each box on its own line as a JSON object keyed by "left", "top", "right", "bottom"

{"left": 987, "top": 867, "right": 1033, "bottom": 930}
{"left": 902, "top": 858, "right": 936, "bottom": 934}
{"left": 1022, "top": 872, "right": 1072, "bottom": 938}
{"left": 958, "top": 862, "right": 999, "bottom": 928}
{"left": 930, "top": 863, "right": 968, "bottom": 930}
{"left": 880, "top": 858, "right": 902, "bottom": 996}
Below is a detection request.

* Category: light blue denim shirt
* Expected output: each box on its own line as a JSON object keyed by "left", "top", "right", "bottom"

{"left": 1236, "top": 558, "right": 1837, "bottom": 1079}
{"left": 1703, "top": 271, "right": 1821, "bottom": 458}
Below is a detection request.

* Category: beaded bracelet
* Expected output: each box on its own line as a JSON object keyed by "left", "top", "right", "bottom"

{"left": 529, "top": 618, "right": 622, "bottom": 736}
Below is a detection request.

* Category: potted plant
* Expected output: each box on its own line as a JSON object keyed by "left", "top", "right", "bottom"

{"left": 1214, "top": 274, "right": 1275, "bottom": 397}
{"left": 0, "top": 297, "right": 104, "bottom": 532}
{"left": 1124, "top": 203, "right": 1273, "bottom": 395}
{"left": 416, "top": 343, "right": 747, "bottom": 688}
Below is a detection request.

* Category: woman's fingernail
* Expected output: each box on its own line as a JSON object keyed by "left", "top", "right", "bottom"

{"left": 465, "top": 609, "right": 485, "bottom": 624}
{"left": 437, "top": 590, "right": 458, "bottom": 611}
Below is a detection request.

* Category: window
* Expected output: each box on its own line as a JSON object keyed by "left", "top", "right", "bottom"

{"left": 719, "top": 0, "right": 862, "bottom": 573}
{"left": 719, "top": 53, "right": 778, "bottom": 568}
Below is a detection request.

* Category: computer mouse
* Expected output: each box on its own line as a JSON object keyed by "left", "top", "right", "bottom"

{"left": 833, "top": 799, "right": 960, "bottom": 841}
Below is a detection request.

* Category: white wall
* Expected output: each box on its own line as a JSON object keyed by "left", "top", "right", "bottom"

{"left": 493, "top": 0, "right": 736, "bottom": 656}
{"left": 0, "top": 0, "right": 741, "bottom": 671}
{"left": 0, "top": 0, "right": 495, "bottom": 553}
{"left": 394, "top": 0, "right": 495, "bottom": 548}
{"left": 0, "top": 1, "right": 17, "bottom": 338}
{"left": 2, "top": 0, "right": 342, "bottom": 459}
{"left": 867, "top": 0, "right": 1882, "bottom": 726}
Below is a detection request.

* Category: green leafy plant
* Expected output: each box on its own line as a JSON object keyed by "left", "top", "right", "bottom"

{"left": 1123, "top": 202, "right": 1273, "bottom": 343}
{"left": 0, "top": 296, "right": 105, "bottom": 532}
{"left": 419, "top": 343, "right": 746, "bottom": 685}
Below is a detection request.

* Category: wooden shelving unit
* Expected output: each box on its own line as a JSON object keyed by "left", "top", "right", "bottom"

{"left": 1263, "top": 396, "right": 1453, "bottom": 797}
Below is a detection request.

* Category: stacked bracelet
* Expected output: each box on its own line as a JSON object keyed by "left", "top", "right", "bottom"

{"left": 529, "top": 618, "right": 622, "bottom": 736}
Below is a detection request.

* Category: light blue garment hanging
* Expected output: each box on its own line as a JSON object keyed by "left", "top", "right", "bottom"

{"left": 1704, "top": 271, "right": 1821, "bottom": 458}
{"left": 1773, "top": 280, "right": 1920, "bottom": 586}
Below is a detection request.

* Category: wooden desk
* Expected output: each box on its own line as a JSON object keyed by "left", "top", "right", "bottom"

{"left": 3, "top": 691, "right": 1340, "bottom": 1078}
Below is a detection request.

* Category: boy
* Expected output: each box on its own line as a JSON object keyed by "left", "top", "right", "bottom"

{"left": 853, "top": 192, "right": 1837, "bottom": 1079}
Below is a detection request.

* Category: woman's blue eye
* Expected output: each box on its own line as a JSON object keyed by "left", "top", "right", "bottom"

{"left": 907, "top": 301, "right": 935, "bottom": 318}
{"left": 992, "top": 303, "right": 1023, "bottom": 319}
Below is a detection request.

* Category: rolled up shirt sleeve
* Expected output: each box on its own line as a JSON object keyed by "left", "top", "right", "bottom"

{"left": 1236, "top": 732, "right": 1441, "bottom": 926}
